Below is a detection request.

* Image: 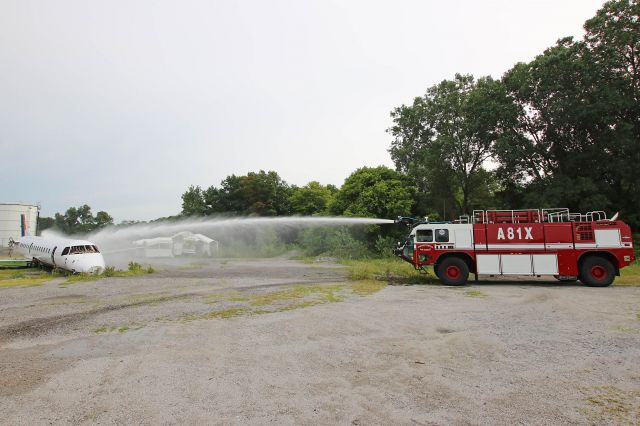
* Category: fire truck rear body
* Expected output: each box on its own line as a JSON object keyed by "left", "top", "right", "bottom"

{"left": 395, "top": 209, "right": 635, "bottom": 286}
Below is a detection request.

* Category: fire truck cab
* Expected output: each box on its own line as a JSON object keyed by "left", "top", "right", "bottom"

{"left": 394, "top": 208, "right": 635, "bottom": 287}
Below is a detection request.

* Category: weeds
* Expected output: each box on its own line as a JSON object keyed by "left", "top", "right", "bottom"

{"left": 580, "top": 385, "right": 640, "bottom": 424}
{"left": 351, "top": 279, "right": 387, "bottom": 296}
{"left": 0, "top": 268, "right": 56, "bottom": 288}
{"left": 249, "top": 284, "right": 345, "bottom": 306}
{"left": 62, "top": 262, "right": 156, "bottom": 285}
{"left": 202, "top": 291, "right": 249, "bottom": 304}
{"left": 94, "top": 323, "right": 144, "bottom": 333}
{"left": 183, "top": 308, "right": 248, "bottom": 321}
{"left": 341, "top": 258, "right": 434, "bottom": 284}
{"left": 464, "top": 289, "right": 487, "bottom": 298}
{"left": 615, "top": 262, "right": 640, "bottom": 286}
{"left": 186, "top": 283, "right": 348, "bottom": 322}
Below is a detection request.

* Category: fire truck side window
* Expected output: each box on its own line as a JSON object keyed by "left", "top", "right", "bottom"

{"left": 435, "top": 229, "right": 449, "bottom": 242}
{"left": 416, "top": 229, "right": 433, "bottom": 242}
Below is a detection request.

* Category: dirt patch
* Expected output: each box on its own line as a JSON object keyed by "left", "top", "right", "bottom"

{"left": 0, "top": 346, "right": 70, "bottom": 397}
{"left": 0, "top": 293, "right": 197, "bottom": 343}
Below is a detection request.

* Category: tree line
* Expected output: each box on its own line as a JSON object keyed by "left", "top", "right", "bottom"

{"left": 183, "top": 1, "right": 639, "bottom": 229}
{"left": 37, "top": 205, "right": 114, "bottom": 235}
{"left": 390, "top": 0, "right": 639, "bottom": 226}
{"left": 181, "top": 167, "right": 414, "bottom": 220}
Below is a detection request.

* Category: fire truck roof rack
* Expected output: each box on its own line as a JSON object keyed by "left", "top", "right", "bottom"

{"left": 471, "top": 209, "right": 609, "bottom": 224}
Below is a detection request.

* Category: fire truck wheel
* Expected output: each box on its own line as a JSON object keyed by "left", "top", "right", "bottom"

{"left": 579, "top": 256, "right": 615, "bottom": 287}
{"left": 436, "top": 257, "right": 469, "bottom": 286}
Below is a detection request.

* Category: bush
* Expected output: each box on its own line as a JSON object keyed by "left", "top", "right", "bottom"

{"left": 374, "top": 235, "right": 397, "bottom": 258}
{"left": 128, "top": 262, "right": 143, "bottom": 273}
{"left": 297, "top": 227, "right": 372, "bottom": 260}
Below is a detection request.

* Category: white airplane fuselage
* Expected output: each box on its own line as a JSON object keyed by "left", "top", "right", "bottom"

{"left": 13, "top": 236, "right": 106, "bottom": 274}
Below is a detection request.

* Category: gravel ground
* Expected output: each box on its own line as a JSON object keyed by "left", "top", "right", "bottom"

{"left": 1, "top": 258, "right": 639, "bottom": 425}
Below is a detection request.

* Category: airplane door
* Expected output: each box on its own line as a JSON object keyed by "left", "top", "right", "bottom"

{"left": 51, "top": 247, "right": 57, "bottom": 267}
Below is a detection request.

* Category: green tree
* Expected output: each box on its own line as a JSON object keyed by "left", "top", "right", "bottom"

{"left": 289, "top": 181, "right": 335, "bottom": 215}
{"left": 494, "top": 0, "right": 640, "bottom": 226}
{"left": 331, "top": 166, "right": 415, "bottom": 219}
{"left": 94, "top": 211, "right": 114, "bottom": 228}
{"left": 583, "top": 0, "right": 640, "bottom": 226}
{"left": 181, "top": 185, "right": 207, "bottom": 216}
{"left": 389, "top": 74, "right": 508, "bottom": 216}
{"left": 36, "top": 216, "right": 54, "bottom": 235}
{"left": 52, "top": 204, "right": 113, "bottom": 234}
{"left": 182, "top": 170, "right": 292, "bottom": 216}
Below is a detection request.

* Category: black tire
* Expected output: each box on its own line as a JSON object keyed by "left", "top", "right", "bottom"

{"left": 436, "top": 257, "right": 469, "bottom": 286}
{"left": 579, "top": 256, "right": 615, "bottom": 287}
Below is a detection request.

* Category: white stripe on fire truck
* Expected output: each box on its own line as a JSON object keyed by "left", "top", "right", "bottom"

{"left": 574, "top": 243, "right": 597, "bottom": 248}
{"left": 486, "top": 244, "right": 546, "bottom": 249}
{"left": 545, "top": 243, "right": 574, "bottom": 249}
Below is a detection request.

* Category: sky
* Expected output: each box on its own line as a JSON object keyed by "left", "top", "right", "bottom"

{"left": 1, "top": 0, "right": 606, "bottom": 222}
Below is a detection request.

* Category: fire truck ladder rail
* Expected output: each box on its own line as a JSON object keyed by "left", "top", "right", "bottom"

{"left": 471, "top": 208, "right": 609, "bottom": 224}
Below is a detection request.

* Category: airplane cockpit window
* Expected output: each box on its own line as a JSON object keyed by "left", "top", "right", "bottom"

{"left": 70, "top": 246, "right": 87, "bottom": 254}
{"left": 61, "top": 247, "right": 70, "bottom": 256}
{"left": 92, "top": 245, "right": 100, "bottom": 253}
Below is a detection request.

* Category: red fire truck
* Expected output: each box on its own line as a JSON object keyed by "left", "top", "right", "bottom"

{"left": 394, "top": 208, "right": 635, "bottom": 286}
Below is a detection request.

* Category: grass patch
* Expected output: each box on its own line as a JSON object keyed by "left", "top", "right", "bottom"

{"left": 94, "top": 323, "right": 144, "bottom": 333}
{"left": 202, "top": 291, "right": 250, "bottom": 304}
{"left": 123, "top": 293, "right": 174, "bottom": 306}
{"left": 0, "top": 259, "right": 32, "bottom": 268}
{"left": 0, "top": 277, "right": 51, "bottom": 288}
{"left": 183, "top": 308, "right": 249, "bottom": 321}
{"left": 580, "top": 385, "right": 640, "bottom": 424}
{"left": 64, "top": 273, "right": 102, "bottom": 284}
{"left": 188, "top": 283, "right": 347, "bottom": 322}
{"left": 342, "top": 258, "right": 435, "bottom": 284}
{"left": 0, "top": 268, "right": 56, "bottom": 288}
{"left": 615, "top": 261, "right": 640, "bottom": 286}
{"left": 249, "top": 284, "right": 345, "bottom": 306}
{"left": 350, "top": 279, "right": 387, "bottom": 296}
{"left": 464, "top": 289, "right": 487, "bottom": 298}
{"left": 62, "top": 262, "right": 156, "bottom": 286}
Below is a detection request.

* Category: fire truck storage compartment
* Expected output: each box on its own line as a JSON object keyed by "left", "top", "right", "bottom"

{"left": 477, "top": 254, "right": 558, "bottom": 275}
{"left": 454, "top": 228, "right": 473, "bottom": 249}
{"left": 594, "top": 229, "right": 621, "bottom": 247}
